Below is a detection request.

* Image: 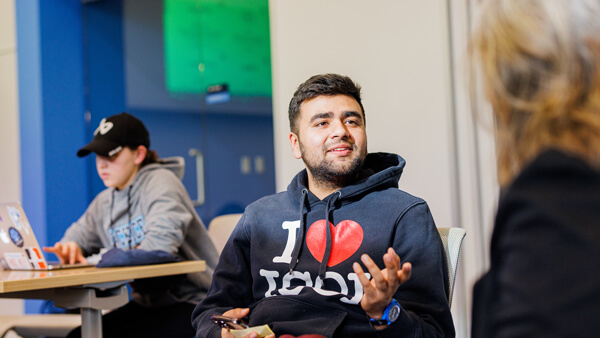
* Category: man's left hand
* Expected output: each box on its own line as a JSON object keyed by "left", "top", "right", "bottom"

{"left": 353, "top": 247, "right": 412, "bottom": 321}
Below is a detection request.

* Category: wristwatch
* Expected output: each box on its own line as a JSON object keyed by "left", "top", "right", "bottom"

{"left": 369, "top": 298, "right": 401, "bottom": 327}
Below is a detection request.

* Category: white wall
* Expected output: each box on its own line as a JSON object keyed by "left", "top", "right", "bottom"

{"left": 0, "top": 0, "right": 25, "bottom": 315}
{"left": 270, "top": 0, "right": 455, "bottom": 222}
{"left": 446, "top": 0, "right": 499, "bottom": 334}
{"left": 270, "top": 1, "right": 498, "bottom": 336}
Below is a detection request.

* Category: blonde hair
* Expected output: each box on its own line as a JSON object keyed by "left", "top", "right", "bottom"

{"left": 470, "top": 0, "right": 600, "bottom": 186}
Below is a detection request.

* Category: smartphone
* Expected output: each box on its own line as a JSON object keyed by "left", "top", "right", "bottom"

{"left": 211, "top": 315, "right": 250, "bottom": 330}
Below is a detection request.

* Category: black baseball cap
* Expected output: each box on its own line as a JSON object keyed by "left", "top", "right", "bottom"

{"left": 77, "top": 112, "right": 150, "bottom": 158}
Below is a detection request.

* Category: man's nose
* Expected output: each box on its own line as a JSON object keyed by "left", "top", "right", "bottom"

{"left": 330, "top": 120, "right": 350, "bottom": 139}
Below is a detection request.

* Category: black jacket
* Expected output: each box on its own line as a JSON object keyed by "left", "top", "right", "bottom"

{"left": 472, "top": 149, "right": 600, "bottom": 337}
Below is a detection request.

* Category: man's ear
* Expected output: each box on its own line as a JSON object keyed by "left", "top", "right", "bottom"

{"left": 134, "top": 145, "right": 147, "bottom": 165}
{"left": 289, "top": 132, "right": 302, "bottom": 159}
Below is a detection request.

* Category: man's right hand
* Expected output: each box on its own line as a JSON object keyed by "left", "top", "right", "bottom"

{"left": 220, "top": 308, "right": 274, "bottom": 338}
{"left": 42, "top": 241, "right": 87, "bottom": 264}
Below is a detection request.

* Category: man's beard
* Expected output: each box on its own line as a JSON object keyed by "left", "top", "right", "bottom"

{"left": 300, "top": 142, "right": 367, "bottom": 190}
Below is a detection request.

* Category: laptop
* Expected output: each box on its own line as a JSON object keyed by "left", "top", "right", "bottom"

{"left": 0, "top": 201, "right": 94, "bottom": 270}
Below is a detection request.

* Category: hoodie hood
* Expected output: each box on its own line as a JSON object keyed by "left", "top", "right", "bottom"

{"left": 286, "top": 152, "right": 406, "bottom": 279}
{"left": 135, "top": 156, "right": 185, "bottom": 181}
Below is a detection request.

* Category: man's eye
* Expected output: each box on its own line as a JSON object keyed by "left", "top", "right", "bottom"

{"left": 315, "top": 122, "right": 328, "bottom": 127}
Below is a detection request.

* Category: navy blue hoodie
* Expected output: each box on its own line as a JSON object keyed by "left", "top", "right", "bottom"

{"left": 192, "top": 153, "right": 455, "bottom": 337}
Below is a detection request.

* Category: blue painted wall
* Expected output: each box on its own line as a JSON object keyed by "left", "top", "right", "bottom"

{"left": 16, "top": 0, "right": 89, "bottom": 313}
{"left": 81, "top": 0, "right": 128, "bottom": 200}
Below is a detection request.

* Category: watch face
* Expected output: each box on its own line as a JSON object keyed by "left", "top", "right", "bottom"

{"left": 388, "top": 304, "right": 400, "bottom": 322}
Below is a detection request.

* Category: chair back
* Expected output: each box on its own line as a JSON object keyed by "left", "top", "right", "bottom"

{"left": 437, "top": 227, "right": 466, "bottom": 307}
{"left": 208, "top": 213, "right": 243, "bottom": 254}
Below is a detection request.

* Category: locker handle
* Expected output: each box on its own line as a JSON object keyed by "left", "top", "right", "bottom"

{"left": 188, "top": 148, "right": 205, "bottom": 206}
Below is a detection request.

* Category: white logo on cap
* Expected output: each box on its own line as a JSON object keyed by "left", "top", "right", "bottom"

{"left": 94, "top": 118, "right": 114, "bottom": 136}
{"left": 108, "top": 146, "right": 123, "bottom": 157}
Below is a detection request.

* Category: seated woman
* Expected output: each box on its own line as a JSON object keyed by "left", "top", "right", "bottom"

{"left": 44, "top": 112, "right": 219, "bottom": 338}
{"left": 469, "top": 1, "right": 600, "bottom": 336}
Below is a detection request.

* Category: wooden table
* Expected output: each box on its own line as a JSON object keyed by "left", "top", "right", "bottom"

{"left": 0, "top": 260, "right": 205, "bottom": 338}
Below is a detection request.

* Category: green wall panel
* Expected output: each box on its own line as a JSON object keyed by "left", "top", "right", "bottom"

{"left": 164, "top": 0, "right": 271, "bottom": 96}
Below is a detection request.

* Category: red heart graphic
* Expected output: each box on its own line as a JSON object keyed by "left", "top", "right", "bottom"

{"left": 306, "top": 220, "right": 363, "bottom": 267}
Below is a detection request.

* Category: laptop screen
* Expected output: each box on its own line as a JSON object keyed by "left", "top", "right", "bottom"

{"left": 0, "top": 201, "right": 52, "bottom": 270}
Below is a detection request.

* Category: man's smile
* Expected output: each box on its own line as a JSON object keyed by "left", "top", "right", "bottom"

{"left": 327, "top": 143, "right": 353, "bottom": 156}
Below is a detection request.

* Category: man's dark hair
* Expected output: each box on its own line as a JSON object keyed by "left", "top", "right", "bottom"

{"left": 288, "top": 74, "right": 365, "bottom": 134}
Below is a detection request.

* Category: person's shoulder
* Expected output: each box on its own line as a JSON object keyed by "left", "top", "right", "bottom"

{"left": 508, "top": 149, "right": 600, "bottom": 199}
{"left": 498, "top": 149, "right": 600, "bottom": 232}
{"left": 357, "top": 188, "right": 431, "bottom": 224}
{"left": 240, "top": 191, "right": 296, "bottom": 222}
{"left": 83, "top": 188, "right": 114, "bottom": 215}
{"left": 246, "top": 190, "right": 290, "bottom": 210}
{"left": 138, "top": 166, "right": 181, "bottom": 183}
{"left": 376, "top": 186, "right": 427, "bottom": 206}
{"left": 134, "top": 167, "right": 185, "bottom": 198}
{"left": 91, "top": 187, "right": 113, "bottom": 204}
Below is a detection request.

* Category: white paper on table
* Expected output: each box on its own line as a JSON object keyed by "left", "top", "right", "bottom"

{"left": 230, "top": 324, "right": 274, "bottom": 338}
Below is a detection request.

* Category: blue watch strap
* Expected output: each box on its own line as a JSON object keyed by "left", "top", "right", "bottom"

{"left": 369, "top": 298, "right": 401, "bottom": 326}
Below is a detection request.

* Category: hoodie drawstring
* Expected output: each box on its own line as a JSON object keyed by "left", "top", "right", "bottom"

{"left": 126, "top": 185, "right": 132, "bottom": 249}
{"left": 318, "top": 191, "right": 341, "bottom": 280}
{"left": 289, "top": 190, "right": 342, "bottom": 280}
{"left": 289, "top": 189, "right": 309, "bottom": 274}
{"left": 109, "top": 190, "right": 115, "bottom": 226}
